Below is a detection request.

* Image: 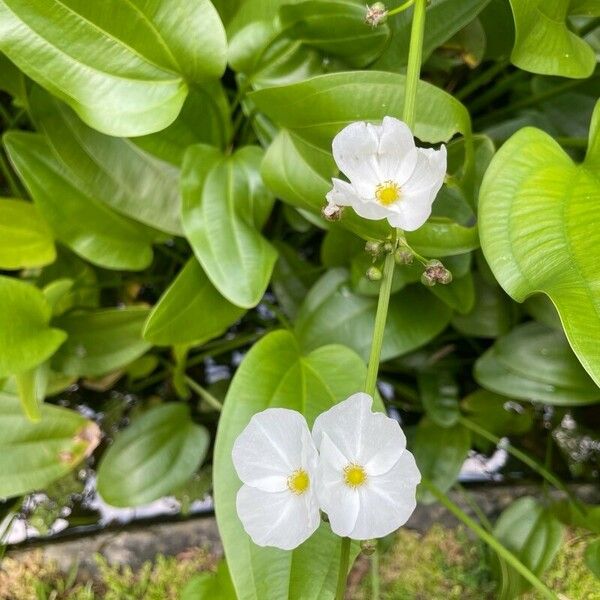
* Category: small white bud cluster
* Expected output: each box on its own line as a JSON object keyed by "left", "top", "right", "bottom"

{"left": 365, "top": 2, "right": 388, "bottom": 27}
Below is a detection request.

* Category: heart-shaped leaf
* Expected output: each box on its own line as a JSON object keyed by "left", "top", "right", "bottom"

{"left": 182, "top": 145, "right": 277, "bottom": 308}
{"left": 480, "top": 101, "right": 600, "bottom": 387}
{"left": 0, "top": 0, "right": 227, "bottom": 136}
{"left": 475, "top": 322, "right": 600, "bottom": 406}
{"left": 97, "top": 403, "right": 209, "bottom": 507}
{"left": 508, "top": 0, "right": 596, "bottom": 78}
{"left": 214, "top": 330, "right": 371, "bottom": 600}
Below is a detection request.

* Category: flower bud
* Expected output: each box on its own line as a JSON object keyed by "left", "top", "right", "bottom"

{"left": 360, "top": 540, "right": 377, "bottom": 556}
{"left": 321, "top": 203, "right": 344, "bottom": 221}
{"left": 366, "top": 266, "right": 382, "bottom": 281}
{"left": 394, "top": 248, "right": 414, "bottom": 265}
{"left": 365, "top": 240, "right": 383, "bottom": 256}
{"left": 421, "top": 260, "right": 453, "bottom": 286}
{"left": 365, "top": 2, "right": 387, "bottom": 27}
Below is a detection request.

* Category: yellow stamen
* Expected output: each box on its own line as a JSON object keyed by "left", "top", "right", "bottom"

{"left": 375, "top": 181, "right": 401, "bottom": 206}
{"left": 287, "top": 469, "right": 310, "bottom": 495}
{"left": 343, "top": 464, "right": 368, "bottom": 488}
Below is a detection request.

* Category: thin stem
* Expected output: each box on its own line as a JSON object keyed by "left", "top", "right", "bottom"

{"left": 554, "top": 136, "right": 588, "bottom": 148}
{"left": 459, "top": 417, "right": 585, "bottom": 512}
{"left": 578, "top": 16, "right": 600, "bottom": 37}
{"left": 475, "top": 79, "right": 585, "bottom": 128}
{"left": 0, "top": 149, "right": 23, "bottom": 197}
{"left": 335, "top": 537, "right": 351, "bottom": 600}
{"left": 371, "top": 547, "right": 380, "bottom": 600}
{"left": 421, "top": 479, "right": 559, "bottom": 600}
{"left": 402, "top": 0, "right": 428, "bottom": 129}
{"left": 469, "top": 69, "right": 527, "bottom": 114}
{"left": 387, "top": 0, "right": 415, "bottom": 17}
{"left": 455, "top": 60, "right": 508, "bottom": 101}
{"left": 184, "top": 375, "right": 223, "bottom": 412}
{"left": 364, "top": 242, "right": 397, "bottom": 396}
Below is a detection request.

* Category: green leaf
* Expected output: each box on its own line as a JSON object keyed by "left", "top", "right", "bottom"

{"left": 418, "top": 370, "right": 460, "bottom": 427}
{"left": 181, "top": 561, "right": 236, "bottom": 600}
{"left": 451, "top": 274, "right": 517, "bottom": 338}
{"left": 0, "top": 0, "right": 227, "bottom": 136}
{"left": 182, "top": 145, "right": 277, "bottom": 308}
{"left": 250, "top": 71, "right": 471, "bottom": 150}
{"left": 474, "top": 322, "right": 600, "bottom": 406}
{"left": 97, "top": 403, "right": 209, "bottom": 507}
{"left": 133, "top": 83, "right": 232, "bottom": 165}
{"left": 214, "top": 329, "right": 372, "bottom": 600}
{"left": 0, "top": 276, "right": 66, "bottom": 378}
{"left": 0, "top": 53, "right": 26, "bottom": 102}
{"left": 4, "top": 132, "right": 154, "bottom": 271}
{"left": 271, "top": 241, "right": 322, "bottom": 319}
{"left": 0, "top": 198, "right": 55, "bottom": 269}
{"left": 29, "top": 87, "right": 183, "bottom": 236}
{"left": 413, "top": 419, "right": 470, "bottom": 505}
{"left": 143, "top": 258, "right": 245, "bottom": 346}
{"left": 51, "top": 307, "right": 151, "bottom": 378}
{"left": 492, "top": 497, "right": 564, "bottom": 598}
{"left": 296, "top": 269, "right": 452, "bottom": 361}
{"left": 15, "top": 363, "right": 48, "bottom": 422}
{"left": 462, "top": 389, "right": 533, "bottom": 452}
{"left": 0, "top": 394, "right": 100, "bottom": 498}
{"left": 508, "top": 0, "right": 596, "bottom": 78}
{"left": 374, "top": 0, "right": 492, "bottom": 70}
{"left": 584, "top": 539, "right": 600, "bottom": 580}
{"left": 479, "top": 103, "right": 600, "bottom": 386}
{"left": 279, "top": 1, "right": 391, "bottom": 68}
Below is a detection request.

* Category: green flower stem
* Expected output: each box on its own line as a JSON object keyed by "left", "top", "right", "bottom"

{"left": 455, "top": 59, "right": 509, "bottom": 101}
{"left": 362, "top": 3, "right": 428, "bottom": 599}
{"left": 421, "top": 478, "right": 559, "bottom": 600}
{"left": 335, "top": 536, "right": 352, "bottom": 600}
{"left": 459, "top": 416, "right": 586, "bottom": 513}
{"left": 387, "top": 0, "right": 415, "bottom": 18}
{"left": 475, "top": 78, "right": 585, "bottom": 129}
{"left": 0, "top": 148, "right": 23, "bottom": 198}
{"left": 184, "top": 375, "right": 223, "bottom": 412}
{"left": 402, "top": 0, "right": 428, "bottom": 130}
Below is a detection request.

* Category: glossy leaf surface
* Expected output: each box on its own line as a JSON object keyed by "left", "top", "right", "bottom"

{"left": 97, "top": 403, "right": 209, "bottom": 507}
{"left": 0, "top": 0, "right": 227, "bottom": 135}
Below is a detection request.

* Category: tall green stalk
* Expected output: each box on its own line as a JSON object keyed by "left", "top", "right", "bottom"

{"left": 357, "top": 3, "right": 429, "bottom": 599}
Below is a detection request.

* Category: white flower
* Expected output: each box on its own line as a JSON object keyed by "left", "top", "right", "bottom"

{"left": 326, "top": 117, "right": 447, "bottom": 231}
{"left": 313, "top": 393, "right": 421, "bottom": 540}
{"left": 232, "top": 408, "right": 320, "bottom": 550}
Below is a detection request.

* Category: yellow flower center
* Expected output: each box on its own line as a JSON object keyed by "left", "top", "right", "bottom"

{"left": 375, "top": 181, "right": 401, "bottom": 206}
{"left": 343, "top": 464, "right": 368, "bottom": 488}
{"left": 287, "top": 469, "right": 310, "bottom": 495}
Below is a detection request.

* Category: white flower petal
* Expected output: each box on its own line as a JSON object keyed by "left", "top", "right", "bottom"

{"left": 349, "top": 451, "right": 421, "bottom": 540}
{"left": 403, "top": 146, "right": 446, "bottom": 194}
{"left": 361, "top": 412, "right": 407, "bottom": 476}
{"left": 232, "top": 408, "right": 314, "bottom": 491}
{"left": 332, "top": 122, "right": 381, "bottom": 195}
{"left": 316, "top": 434, "right": 360, "bottom": 537}
{"left": 312, "top": 392, "right": 373, "bottom": 461}
{"left": 236, "top": 484, "right": 320, "bottom": 550}
{"left": 377, "top": 117, "right": 418, "bottom": 184}
{"left": 326, "top": 178, "right": 362, "bottom": 207}
{"left": 385, "top": 186, "right": 434, "bottom": 231}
